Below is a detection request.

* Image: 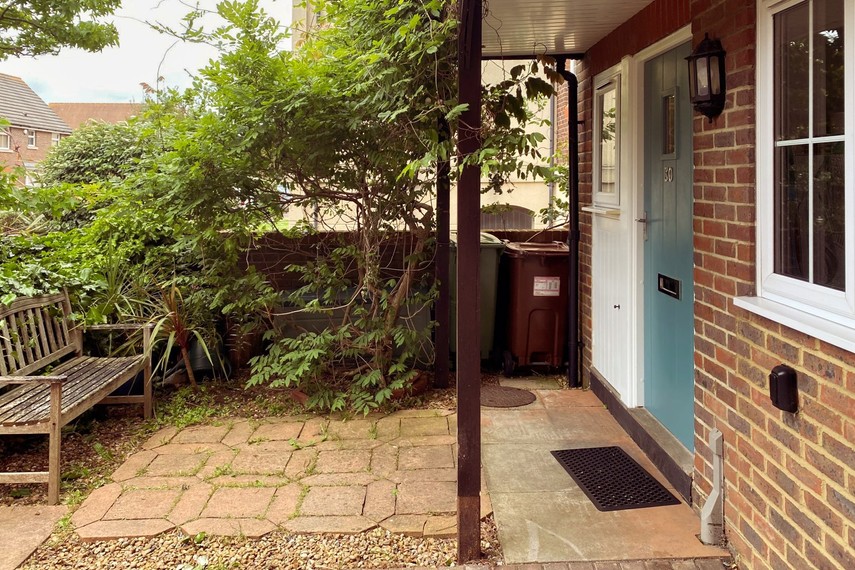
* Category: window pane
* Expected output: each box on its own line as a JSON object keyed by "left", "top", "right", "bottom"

{"left": 813, "top": 142, "right": 845, "bottom": 290}
{"left": 775, "top": 2, "right": 811, "bottom": 140}
{"left": 662, "top": 94, "right": 675, "bottom": 155}
{"left": 599, "top": 88, "right": 617, "bottom": 194}
{"left": 775, "top": 145, "right": 810, "bottom": 282}
{"left": 813, "top": 0, "right": 845, "bottom": 136}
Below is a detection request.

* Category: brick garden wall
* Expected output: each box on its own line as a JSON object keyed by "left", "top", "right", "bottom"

{"left": 689, "top": 2, "right": 855, "bottom": 569}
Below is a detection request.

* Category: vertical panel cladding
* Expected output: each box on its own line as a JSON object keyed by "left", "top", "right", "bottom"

{"left": 690, "top": 1, "right": 855, "bottom": 569}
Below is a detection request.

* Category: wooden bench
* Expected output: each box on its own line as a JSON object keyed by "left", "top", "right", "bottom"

{"left": 0, "top": 292, "right": 151, "bottom": 504}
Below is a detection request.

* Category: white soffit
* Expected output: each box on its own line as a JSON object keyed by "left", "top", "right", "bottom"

{"left": 482, "top": 0, "right": 655, "bottom": 58}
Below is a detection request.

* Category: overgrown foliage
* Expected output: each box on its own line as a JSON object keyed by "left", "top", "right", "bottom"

{"left": 1, "top": 0, "right": 560, "bottom": 413}
{"left": 0, "top": 0, "right": 121, "bottom": 60}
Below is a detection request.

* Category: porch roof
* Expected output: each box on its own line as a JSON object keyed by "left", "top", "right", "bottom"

{"left": 481, "top": 0, "right": 654, "bottom": 58}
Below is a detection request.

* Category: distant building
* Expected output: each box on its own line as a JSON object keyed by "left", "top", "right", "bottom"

{"left": 49, "top": 102, "right": 142, "bottom": 130}
{"left": 0, "top": 73, "right": 72, "bottom": 184}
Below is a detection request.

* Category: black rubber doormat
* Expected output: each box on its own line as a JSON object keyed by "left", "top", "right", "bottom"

{"left": 551, "top": 446, "right": 680, "bottom": 511}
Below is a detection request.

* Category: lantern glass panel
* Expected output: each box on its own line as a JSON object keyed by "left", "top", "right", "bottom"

{"left": 696, "top": 57, "right": 710, "bottom": 97}
{"left": 710, "top": 55, "right": 721, "bottom": 94}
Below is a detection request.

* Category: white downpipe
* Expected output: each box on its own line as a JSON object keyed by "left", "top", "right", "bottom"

{"left": 700, "top": 428, "right": 724, "bottom": 545}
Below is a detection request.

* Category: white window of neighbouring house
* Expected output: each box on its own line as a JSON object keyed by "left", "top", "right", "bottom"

{"left": 0, "top": 130, "right": 9, "bottom": 150}
{"left": 753, "top": 0, "right": 854, "bottom": 336}
{"left": 593, "top": 75, "right": 620, "bottom": 206}
{"left": 51, "top": 132, "right": 61, "bottom": 146}
{"left": 26, "top": 129, "right": 36, "bottom": 148}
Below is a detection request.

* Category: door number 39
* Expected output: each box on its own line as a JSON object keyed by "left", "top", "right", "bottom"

{"left": 664, "top": 166, "right": 674, "bottom": 182}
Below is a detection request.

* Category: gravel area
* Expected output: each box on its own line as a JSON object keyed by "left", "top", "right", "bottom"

{"left": 22, "top": 518, "right": 502, "bottom": 569}
{"left": 4, "top": 373, "right": 506, "bottom": 569}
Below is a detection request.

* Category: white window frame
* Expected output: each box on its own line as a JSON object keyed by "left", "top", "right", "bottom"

{"left": 0, "top": 129, "right": 10, "bottom": 151}
{"left": 26, "top": 129, "right": 37, "bottom": 148}
{"left": 593, "top": 72, "right": 622, "bottom": 207}
{"left": 744, "top": 0, "right": 855, "bottom": 347}
{"left": 51, "top": 132, "right": 61, "bottom": 146}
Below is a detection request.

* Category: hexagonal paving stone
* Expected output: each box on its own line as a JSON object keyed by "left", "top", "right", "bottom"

{"left": 182, "top": 518, "right": 276, "bottom": 538}
{"left": 230, "top": 450, "right": 292, "bottom": 475}
{"left": 395, "top": 481, "right": 456, "bottom": 515}
{"left": 76, "top": 519, "right": 174, "bottom": 541}
{"left": 398, "top": 445, "right": 454, "bottom": 470}
{"left": 314, "top": 449, "right": 371, "bottom": 473}
{"left": 284, "top": 516, "right": 375, "bottom": 534}
{"left": 251, "top": 421, "right": 304, "bottom": 442}
{"left": 399, "top": 416, "right": 450, "bottom": 437}
{"left": 71, "top": 483, "right": 123, "bottom": 528}
{"left": 200, "top": 487, "right": 275, "bottom": 519}
{"left": 174, "top": 425, "right": 230, "bottom": 444}
{"left": 103, "top": 488, "right": 181, "bottom": 520}
{"left": 145, "top": 453, "right": 208, "bottom": 477}
{"left": 300, "top": 486, "right": 366, "bottom": 517}
{"left": 168, "top": 484, "right": 213, "bottom": 526}
{"left": 266, "top": 483, "right": 304, "bottom": 524}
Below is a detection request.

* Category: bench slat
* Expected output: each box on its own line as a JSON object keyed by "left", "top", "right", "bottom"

{"left": 18, "top": 312, "right": 35, "bottom": 368}
{"left": 3, "top": 358, "right": 119, "bottom": 423}
{"left": 0, "top": 357, "right": 142, "bottom": 426}
{"left": 41, "top": 307, "right": 58, "bottom": 355}
{"left": 0, "top": 357, "right": 97, "bottom": 422}
{"left": 1, "top": 317, "right": 17, "bottom": 373}
{"left": 26, "top": 308, "right": 44, "bottom": 362}
{"left": 0, "top": 293, "right": 66, "bottom": 319}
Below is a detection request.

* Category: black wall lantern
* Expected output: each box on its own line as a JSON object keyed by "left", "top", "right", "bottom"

{"left": 686, "top": 33, "right": 727, "bottom": 122}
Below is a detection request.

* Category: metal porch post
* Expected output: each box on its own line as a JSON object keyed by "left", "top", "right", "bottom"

{"left": 456, "top": 0, "right": 482, "bottom": 562}
{"left": 558, "top": 61, "right": 582, "bottom": 388}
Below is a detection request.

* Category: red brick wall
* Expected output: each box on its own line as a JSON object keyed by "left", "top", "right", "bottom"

{"left": 690, "top": 2, "right": 855, "bottom": 569}
{"left": 0, "top": 126, "right": 61, "bottom": 173}
{"left": 562, "top": 0, "right": 855, "bottom": 568}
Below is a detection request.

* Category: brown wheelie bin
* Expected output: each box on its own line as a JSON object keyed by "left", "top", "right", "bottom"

{"left": 498, "top": 241, "right": 569, "bottom": 376}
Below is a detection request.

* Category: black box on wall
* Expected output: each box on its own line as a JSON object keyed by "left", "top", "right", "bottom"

{"left": 769, "top": 364, "right": 799, "bottom": 413}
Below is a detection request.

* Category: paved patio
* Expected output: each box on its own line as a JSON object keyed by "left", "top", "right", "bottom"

{"left": 67, "top": 384, "right": 729, "bottom": 569}
{"left": 72, "top": 409, "right": 491, "bottom": 540}
{"left": 482, "top": 384, "right": 728, "bottom": 564}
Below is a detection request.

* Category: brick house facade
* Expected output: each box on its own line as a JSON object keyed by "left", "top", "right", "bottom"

{"left": 554, "top": 1, "right": 854, "bottom": 568}
{"left": 0, "top": 73, "right": 71, "bottom": 182}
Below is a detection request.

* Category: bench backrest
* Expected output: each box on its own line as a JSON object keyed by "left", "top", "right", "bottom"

{"left": 0, "top": 292, "right": 81, "bottom": 376}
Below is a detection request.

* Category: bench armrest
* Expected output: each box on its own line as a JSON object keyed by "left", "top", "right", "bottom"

{"left": 0, "top": 375, "right": 67, "bottom": 387}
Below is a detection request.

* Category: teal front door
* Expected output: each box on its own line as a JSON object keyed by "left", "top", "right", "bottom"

{"left": 643, "top": 43, "right": 695, "bottom": 451}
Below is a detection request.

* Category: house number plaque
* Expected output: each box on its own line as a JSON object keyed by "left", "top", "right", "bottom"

{"left": 664, "top": 166, "right": 674, "bottom": 182}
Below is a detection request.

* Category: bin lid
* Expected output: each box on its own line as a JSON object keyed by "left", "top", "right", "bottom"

{"left": 504, "top": 241, "right": 569, "bottom": 257}
{"left": 449, "top": 231, "right": 506, "bottom": 248}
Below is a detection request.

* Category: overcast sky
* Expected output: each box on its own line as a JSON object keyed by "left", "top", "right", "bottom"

{"left": 1, "top": 0, "right": 291, "bottom": 104}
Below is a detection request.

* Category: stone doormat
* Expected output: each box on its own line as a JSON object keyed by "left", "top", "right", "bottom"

{"left": 72, "top": 410, "right": 492, "bottom": 541}
{"left": 480, "top": 385, "right": 537, "bottom": 408}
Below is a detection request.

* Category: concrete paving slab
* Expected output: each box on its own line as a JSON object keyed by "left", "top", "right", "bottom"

{"left": 481, "top": 408, "right": 633, "bottom": 445}
{"left": 490, "top": 490, "right": 726, "bottom": 564}
{"left": 482, "top": 442, "right": 586, "bottom": 493}
{"left": 0, "top": 505, "right": 65, "bottom": 570}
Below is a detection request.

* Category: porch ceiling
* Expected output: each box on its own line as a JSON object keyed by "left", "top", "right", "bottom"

{"left": 482, "top": 0, "right": 654, "bottom": 59}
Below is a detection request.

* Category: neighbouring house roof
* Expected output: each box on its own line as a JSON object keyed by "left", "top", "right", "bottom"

{"left": 0, "top": 73, "right": 71, "bottom": 134}
{"left": 49, "top": 102, "right": 143, "bottom": 130}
